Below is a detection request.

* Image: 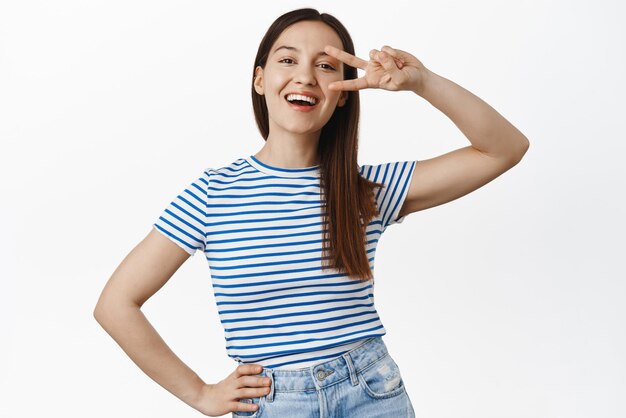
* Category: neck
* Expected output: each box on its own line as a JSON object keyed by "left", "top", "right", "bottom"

{"left": 255, "top": 130, "right": 322, "bottom": 168}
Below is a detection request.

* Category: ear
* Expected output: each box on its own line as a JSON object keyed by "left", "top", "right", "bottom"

{"left": 254, "top": 66, "right": 264, "bottom": 95}
{"left": 337, "top": 91, "right": 348, "bottom": 107}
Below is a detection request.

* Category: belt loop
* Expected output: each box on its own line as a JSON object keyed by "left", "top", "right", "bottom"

{"left": 342, "top": 353, "right": 359, "bottom": 386}
{"left": 265, "top": 369, "right": 275, "bottom": 403}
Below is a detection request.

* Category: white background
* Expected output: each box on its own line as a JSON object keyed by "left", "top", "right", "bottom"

{"left": 1, "top": 1, "right": 625, "bottom": 417}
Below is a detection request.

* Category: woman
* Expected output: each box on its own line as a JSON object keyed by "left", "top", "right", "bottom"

{"left": 94, "top": 7, "right": 529, "bottom": 417}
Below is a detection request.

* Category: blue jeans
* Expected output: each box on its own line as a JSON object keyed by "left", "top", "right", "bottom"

{"left": 233, "top": 336, "right": 416, "bottom": 417}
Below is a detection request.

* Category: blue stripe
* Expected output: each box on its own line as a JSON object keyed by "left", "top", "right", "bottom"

{"left": 217, "top": 285, "right": 372, "bottom": 305}
{"left": 153, "top": 223, "right": 200, "bottom": 253}
{"left": 210, "top": 244, "right": 375, "bottom": 263}
{"left": 162, "top": 206, "right": 204, "bottom": 236}
{"left": 206, "top": 229, "right": 326, "bottom": 246}
{"left": 211, "top": 248, "right": 374, "bottom": 270}
{"left": 210, "top": 255, "right": 327, "bottom": 271}
{"left": 207, "top": 199, "right": 325, "bottom": 208}
{"left": 205, "top": 219, "right": 325, "bottom": 234}
{"left": 209, "top": 181, "right": 320, "bottom": 189}
{"left": 224, "top": 310, "right": 378, "bottom": 333}
{"left": 207, "top": 238, "right": 328, "bottom": 254}
{"left": 208, "top": 191, "right": 321, "bottom": 199}
{"left": 215, "top": 282, "right": 371, "bottom": 298}
{"left": 210, "top": 256, "right": 374, "bottom": 280}
{"left": 382, "top": 161, "right": 408, "bottom": 227}
{"left": 180, "top": 189, "right": 206, "bottom": 208}
{"left": 155, "top": 216, "right": 203, "bottom": 247}
{"left": 220, "top": 303, "right": 375, "bottom": 324}
{"left": 225, "top": 317, "right": 380, "bottom": 340}
{"left": 226, "top": 325, "right": 384, "bottom": 350}
{"left": 169, "top": 201, "right": 205, "bottom": 226}
{"left": 205, "top": 205, "right": 323, "bottom": 217}
{"left": 211, "top": 272, "right": 353, "bottom": 289}
{"left": 218, "top": 294, "right": 374, "bottom": 314}
{"left": 233, "top": 333, "right": 386, "bottom": 361}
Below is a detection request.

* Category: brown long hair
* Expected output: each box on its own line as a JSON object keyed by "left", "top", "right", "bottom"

{"left": 251, "top": 8, "right": 384, "bottom": 282}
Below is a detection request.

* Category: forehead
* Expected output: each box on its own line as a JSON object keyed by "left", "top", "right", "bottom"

{"left": 271, "top": 20, "right": 343, "bottom": 54}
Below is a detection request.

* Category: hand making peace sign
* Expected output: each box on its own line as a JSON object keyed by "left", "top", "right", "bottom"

{"left": 324, "top": 45, "right": 429, "bottom": 93}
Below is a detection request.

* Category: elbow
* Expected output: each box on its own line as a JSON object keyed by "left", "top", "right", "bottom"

{"left": 93, "top": 300, "right": 110, "bottom": 327}
{"left": 509, "top": 135, "right": 530, "bottom": 166}
{"left": 520, "top": 135, "right": 530, "bottom": 155}
{"left": 93, "top": 295, "right": 125, "bottom": 328}
{"left": 93, "top": 292, "right": 141, "bottom": 328}
{"left": 93, "top": 288, "right": 111, "bottom": 324}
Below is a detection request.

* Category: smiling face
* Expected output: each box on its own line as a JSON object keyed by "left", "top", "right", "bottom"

{"left": 253, "top": 20, "right": 348, "bottom": 139}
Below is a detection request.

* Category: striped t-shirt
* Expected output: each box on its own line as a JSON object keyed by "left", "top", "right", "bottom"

{"left": 153, "top": 155, "right": 416, "bottom": 369}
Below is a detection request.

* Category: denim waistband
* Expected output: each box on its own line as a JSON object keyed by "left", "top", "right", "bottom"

{"left": 258, "top": 336, "right": 389, "bottom": 399}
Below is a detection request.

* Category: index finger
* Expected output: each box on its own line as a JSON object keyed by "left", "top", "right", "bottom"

{"left": 324, "top": 45, "right": 368, "bottom": 70}
{"left": 329, "top": 77, "right": 370, "bottom": 92}
{"left": 233, "top": 364, "right": 263, "bottom": 378}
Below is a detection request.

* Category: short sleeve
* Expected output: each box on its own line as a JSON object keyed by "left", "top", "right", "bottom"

{"left": 359, "top": 160, "right": 417, "bottom": 231}
{"left": 152, "top": 169, "right": 211, "bottom": 256}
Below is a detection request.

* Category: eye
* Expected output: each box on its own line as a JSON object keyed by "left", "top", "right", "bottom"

{"left": 278, "top": 58, "right": 335, "bottom": 71}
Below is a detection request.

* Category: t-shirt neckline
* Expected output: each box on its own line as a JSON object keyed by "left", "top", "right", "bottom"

{"left": 246, "top": 155, "right": 321, "bottom": 178}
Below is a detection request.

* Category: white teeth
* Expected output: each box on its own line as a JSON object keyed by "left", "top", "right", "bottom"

{"left": 286, "top": 94, "right": 317, "bottom": 105}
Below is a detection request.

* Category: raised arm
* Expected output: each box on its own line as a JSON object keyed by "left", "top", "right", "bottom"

{"left": 399, "top": 66, "right": 530, "bottom": 215}
{"left": 325, "top": 44, "right": 530, "bottom": 216}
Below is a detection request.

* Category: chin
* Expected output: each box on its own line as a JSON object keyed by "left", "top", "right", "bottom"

{"left": 282, "top": 124, "right": 321, "bottom": 134}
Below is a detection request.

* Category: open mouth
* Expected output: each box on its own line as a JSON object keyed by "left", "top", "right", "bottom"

{"left": 284, "top": 94, "right": 318, "bottom": 108}
{"left": 289, "top": 99, "right": 315, "bottom": 106}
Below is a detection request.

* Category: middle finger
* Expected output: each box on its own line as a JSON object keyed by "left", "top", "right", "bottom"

{"left": 240, "top": 375, "right": 271, "bottom": 388}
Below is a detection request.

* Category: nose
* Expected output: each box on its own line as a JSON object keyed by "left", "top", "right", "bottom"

{"left": 293, "top": 63, "right": 317, "bottom": 86}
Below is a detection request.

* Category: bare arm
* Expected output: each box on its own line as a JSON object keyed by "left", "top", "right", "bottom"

{"left": 324, "top": 44, "right": 530, "bottom": 216}
{"left": 415, "top": 68, "right": 529, "bottom": 160}
{"left": 94, "top": 228, "right": 271, "bottom": 416}
{"left": 93, "top": 228, "right": 206, "bottom": 408}
{"left": 399, "top": 68, "right": 530, "bottom": 216}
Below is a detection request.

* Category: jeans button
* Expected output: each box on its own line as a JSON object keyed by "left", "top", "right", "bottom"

{"left": 316, "top": 369, "right": 334, "bottom": 381}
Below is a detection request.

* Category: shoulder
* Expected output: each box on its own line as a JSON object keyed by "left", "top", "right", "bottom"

{"left": 207, "top": 157, "right": 254, "bottom": 179}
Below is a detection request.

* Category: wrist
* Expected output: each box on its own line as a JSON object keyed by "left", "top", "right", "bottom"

{"left": 412, "top": 67, "right": 433, "bottom": 97}
{"left": 188, "top": 380, "right": 213, "bottom": 410}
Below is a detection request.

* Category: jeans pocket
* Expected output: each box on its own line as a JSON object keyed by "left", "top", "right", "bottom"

{"left": 357, "top": 353, "right": 406, "bottom": 400}
{"left": 232, "top": 396, "right": 264, "bottom": 417}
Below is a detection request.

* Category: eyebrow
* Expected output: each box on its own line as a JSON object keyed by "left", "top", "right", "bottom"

{"left": 272, "top": 45, "right": 332, "bottom": 58}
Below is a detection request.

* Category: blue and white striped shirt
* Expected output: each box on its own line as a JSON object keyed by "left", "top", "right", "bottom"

{"left": 153, "top": 155, "right": 416, "bottom": 369}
